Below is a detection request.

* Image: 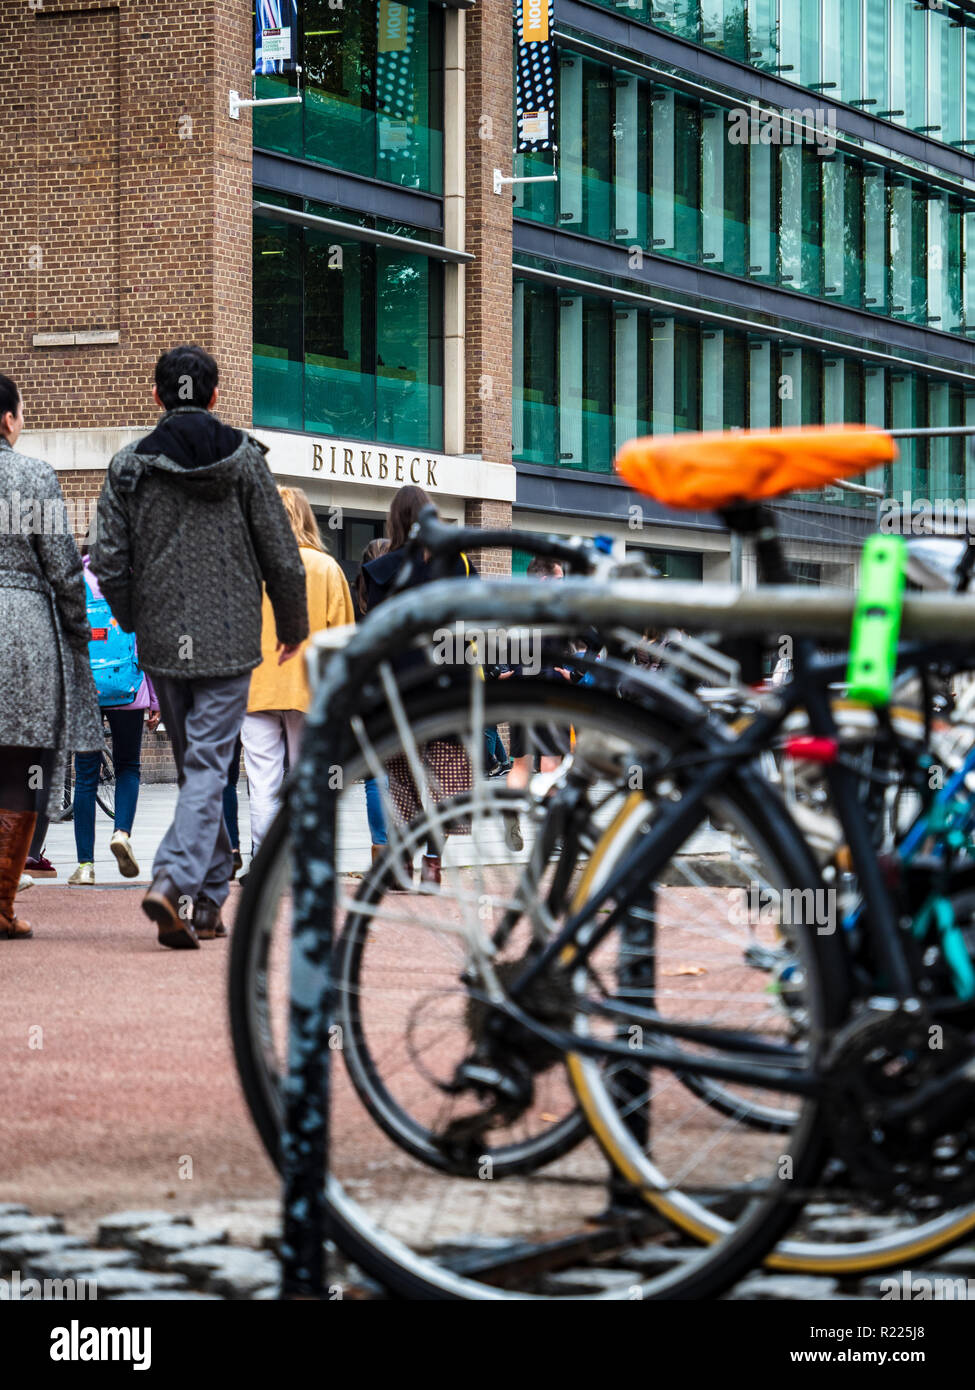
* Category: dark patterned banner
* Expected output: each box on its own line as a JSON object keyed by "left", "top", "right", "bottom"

{"left": 255, "top": 0, "right": 299, "bottom": 75}
{"left": 376, "top": 1, "right": 416, "bottom": 164}
{"left": 515, "top": 0, "right": 555, "bottom": 152}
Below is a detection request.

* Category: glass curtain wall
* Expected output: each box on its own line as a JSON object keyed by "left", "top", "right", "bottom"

{"left": 254, "top": 208, "right": 443, "bottom": 449}
{"left": 582, "top": 2, "right": 975, "bottom": 153}
{"left": 516, "top": 46, "right": 975, "bottom": 334}
{"left": 513, "top": 272, "right": 974, "bottom": 495}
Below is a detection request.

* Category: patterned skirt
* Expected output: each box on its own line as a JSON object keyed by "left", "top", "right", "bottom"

{"left": 386, "top": 738, "right": 473, "bottom": 836}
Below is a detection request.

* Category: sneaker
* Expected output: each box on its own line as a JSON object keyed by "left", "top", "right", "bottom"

{"left": 231, "top": 850, "right": 243, "bottom": 879}
{"left": 17, "top": 873, "right": 34, "bottom": 894}
{"left": 68, "top": 862, "right": 95, "bottom": 886}
{"left": 24, "top": 854, "right": 57, "bottom": 878}
{"left": 110, "top": 830, "right": 140, "bottom": 878}
{"left": 502, "top": 811, "right": 524, "bottom": 854}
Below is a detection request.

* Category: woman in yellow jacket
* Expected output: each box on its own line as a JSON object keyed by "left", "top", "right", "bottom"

{"left": 242, "top": 486, "right": 354, "bottom": 855}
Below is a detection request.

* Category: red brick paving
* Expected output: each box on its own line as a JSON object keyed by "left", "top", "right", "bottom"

{"left": 0, "top": 884, "right": 277, "bottom": 1221}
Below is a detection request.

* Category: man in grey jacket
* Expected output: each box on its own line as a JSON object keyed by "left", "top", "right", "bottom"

{"left": 92, "top": 345, "right": 309, "bottom": 949}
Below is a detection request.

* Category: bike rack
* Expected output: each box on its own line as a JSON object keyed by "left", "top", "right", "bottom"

{"left": 281, "top": 657, "right": 348, "bottom": 1296}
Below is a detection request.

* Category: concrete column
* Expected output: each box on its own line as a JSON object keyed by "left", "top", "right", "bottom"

{"left": 443, "top": 8, "right": 466, "bottom": 457}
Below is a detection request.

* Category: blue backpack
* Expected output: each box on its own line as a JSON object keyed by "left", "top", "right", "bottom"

{"left": 84, "top": 570, "right": 142, "bottom": 707}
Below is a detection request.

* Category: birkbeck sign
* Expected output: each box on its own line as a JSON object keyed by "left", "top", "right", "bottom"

{"left": 252, "top": 430, "right": 516, "bottom": 503}
{"left": 312, "top": 441, "right": 441, "bottom": 488}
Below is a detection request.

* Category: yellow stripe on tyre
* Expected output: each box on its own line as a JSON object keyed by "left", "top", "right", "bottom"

{"left": 564, "top": 792, "right": 975, "bottom": 1272}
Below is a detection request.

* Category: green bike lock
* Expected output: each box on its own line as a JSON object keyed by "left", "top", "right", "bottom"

{"left": 846, "top": 534, "right": 907, "bottom": 707}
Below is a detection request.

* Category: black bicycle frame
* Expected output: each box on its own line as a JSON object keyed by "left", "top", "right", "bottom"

{"left": 501, "top": 636, "right": 922, "bottom": 1098}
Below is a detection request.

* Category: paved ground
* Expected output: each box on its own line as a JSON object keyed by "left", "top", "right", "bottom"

{"left": 9, "top": 784, "right": 975, "bottom": 1299}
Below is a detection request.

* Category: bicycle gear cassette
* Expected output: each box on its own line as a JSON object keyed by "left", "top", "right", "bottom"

{"left": 824, "top": 1008, "right": 975, "bottom": 1208}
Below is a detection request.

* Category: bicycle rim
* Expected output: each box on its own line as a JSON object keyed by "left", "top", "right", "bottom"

{"left": 567, "top": 786, "right": 975, "bottom": 1274}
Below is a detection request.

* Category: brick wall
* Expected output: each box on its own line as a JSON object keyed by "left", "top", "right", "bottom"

{"left": 463, "top": 0, "right": 514, "bottom": 565}
{"left": 1, "top": 0, "right": 253, "bottom": 786}
{"left": 0, "top": 0, "right": 253, "bottom": 431}
{"left": 464, "top": 498, "right": 512, "bottom": 576}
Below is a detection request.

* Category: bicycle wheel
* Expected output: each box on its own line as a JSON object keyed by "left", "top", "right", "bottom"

{"left": 50, "top": 773, "right": 74, "bottom": 824}
{"left": 231, "top": 674, "right": 844, "bottom": 1298}
{"left": 232, "top": 786, "right": 593, "bottom": 1181}
{"left": 96, "top": 750, "right": 116, "bottom": 818}
{"left": 569, "top": 792, "right": 975, "bottom": 1275}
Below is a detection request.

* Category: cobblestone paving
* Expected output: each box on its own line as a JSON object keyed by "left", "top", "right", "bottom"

{"left": 3, "top": 1200, "right": 975, "bottom": 1299}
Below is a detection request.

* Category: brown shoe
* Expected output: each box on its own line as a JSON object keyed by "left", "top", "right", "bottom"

{"left": 0, "top": 809, "right": 38, "bottom": 940}
{"left": 420, "top": 854, "right": 441, "bottom": 887}
{"left": 193, "top": 895, "right": 226, "bottom": 941}
{"left": 372, "top": 843, "right": 413, "bottom": 890}
{"left": 142, "top": 874, "right": 199, "bottom": 950}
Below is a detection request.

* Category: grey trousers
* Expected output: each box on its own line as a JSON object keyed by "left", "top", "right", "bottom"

{"left": 151, "top": 671, "right": 251, "bottom": 907}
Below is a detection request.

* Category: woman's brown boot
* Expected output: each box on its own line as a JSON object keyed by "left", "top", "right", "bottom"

{"left": 0, "top": 809, "right": 38, "bottom": 940}
{"left": 420, "top": 854, "right": 441, "bottom": 887}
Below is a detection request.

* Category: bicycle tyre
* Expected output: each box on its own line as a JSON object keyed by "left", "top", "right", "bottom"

{"left": 96, "top": 750, "right": 116, "bottom": 819}
{"left": 231, "top": 678, "right": 847, "bottom": 1298}
{"left": 569, "top": 791, "right": 975, "bottom": 1275}
{"left": 230, "top": 788, "right": 591, "bottom": 1179}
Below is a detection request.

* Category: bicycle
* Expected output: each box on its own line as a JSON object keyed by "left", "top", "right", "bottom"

{"left": 50, "top": 743, "right": 116, "bottom": 823}
{"left": 238, "top": 426, "right": 975, "bottom": 1297}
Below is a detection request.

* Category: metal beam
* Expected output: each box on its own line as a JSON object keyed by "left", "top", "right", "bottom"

{"left": 253, "top": 150, "right": 443, "bottom": 232}
{"left": 253, "top": 201, "right": 473, "bottom": 263}
{"left": 308, "top": 577, "right": 975, "bottom": 652}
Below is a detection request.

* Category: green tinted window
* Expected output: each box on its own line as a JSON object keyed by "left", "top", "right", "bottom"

{"left": 254, "top": 210, "right": 443, "bottom": 449}
{"left": 254, "top": 0, "right": 443, "bottom": 194}
{"left": 513, "top": 274, "right": 962, "bottom": 505}
{"left": 515, "top": 44, "right": 974, "bottom": 338}
{"left": 577, "top": 1, "right": 972, "bottom": 156}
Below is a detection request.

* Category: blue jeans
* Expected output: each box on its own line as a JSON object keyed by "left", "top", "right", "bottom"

{"left": 74, "top": 707, "right": 144, "bottom": 863}
{"left": 365, "top": 776, "right": 387, "bottom": 846}
{"left": 485, "top": 725, "right": 506, "bottom": 768}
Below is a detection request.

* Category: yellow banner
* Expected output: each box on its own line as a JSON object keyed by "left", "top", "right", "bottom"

{"left": 522, "top": 0, "right": 548, "bottom": 43}
{"left": 378, "top": 0, "right": 408, "bottom": 53}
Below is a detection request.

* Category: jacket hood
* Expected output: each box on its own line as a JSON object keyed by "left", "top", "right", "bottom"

{"left": 363, "top": 546, "right": 406, "bottom": 587}
{"left": 132, "top": 408, "right": 250, "bottom": 499}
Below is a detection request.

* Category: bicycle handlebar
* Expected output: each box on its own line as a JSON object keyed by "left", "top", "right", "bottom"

{"left": 394, "top": 506, "right": 601, "bottom": 591}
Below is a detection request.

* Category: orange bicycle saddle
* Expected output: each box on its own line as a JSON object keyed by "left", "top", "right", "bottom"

{"left": 614, "top": 425, "right": 897, "bottom": 511}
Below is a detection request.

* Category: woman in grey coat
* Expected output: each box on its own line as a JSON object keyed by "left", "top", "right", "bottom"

{"left": 0, "top": 373, "right": 103, "bottom": 939}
